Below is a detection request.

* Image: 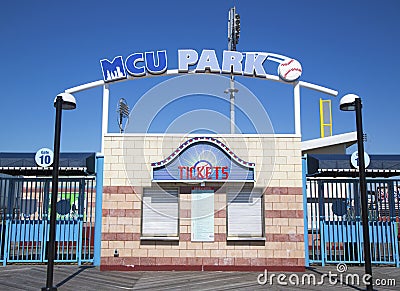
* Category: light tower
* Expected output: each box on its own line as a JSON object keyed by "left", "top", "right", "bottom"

{"left": 226, "top": 7, "right": 240, "bottom": 134}
{"left": 228, "top": 7, "right": 240, "bottom": 51}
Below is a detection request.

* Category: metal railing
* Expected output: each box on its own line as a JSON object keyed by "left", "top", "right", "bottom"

{"left": 0, "top": 177, "right": 95, "bottom": 265}
{"left": 306, "top": 178, "right": 400, "bottom": 266}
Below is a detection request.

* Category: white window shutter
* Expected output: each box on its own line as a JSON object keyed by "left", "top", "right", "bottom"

{"left": 227, "top": 188, "right": 263, "bottom": 237}
{"left": 142, "top": 188, "right": 179, "bottom": 237}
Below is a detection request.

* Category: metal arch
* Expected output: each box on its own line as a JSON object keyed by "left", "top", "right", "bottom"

{"left": 63, "top": 69, "right": 338, "bottom": 154}
{"left": 64, "top": 70, "right": 338, "bottom": 96}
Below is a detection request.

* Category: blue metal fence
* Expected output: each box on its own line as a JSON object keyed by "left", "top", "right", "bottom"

{"left": 306, "top": 177, "right": 400, "bottom": 267}
{"left": 0, "top": 177, "right": 95, "bottom": 265}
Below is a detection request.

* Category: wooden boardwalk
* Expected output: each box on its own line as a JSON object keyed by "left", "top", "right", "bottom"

{"left": 0, "top": 265, "right": 398, "bottom": 290}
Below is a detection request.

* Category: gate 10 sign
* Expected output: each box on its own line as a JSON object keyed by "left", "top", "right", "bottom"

{"left": 35, "top": 148, "right": 54, "bottom": 168}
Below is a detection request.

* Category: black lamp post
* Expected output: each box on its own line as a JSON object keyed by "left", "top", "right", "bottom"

{"left": 42, "top": 93, "right": 76, "bottom": 291}
{"left": 340, "top": 94, "right": 373, "bottom": 291}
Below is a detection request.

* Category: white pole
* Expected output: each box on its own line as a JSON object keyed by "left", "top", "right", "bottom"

{"left": 230, "top": 76, "right": 235, "bottom": 134}
{"left": 101, "top": 84, "right": 109, "bottom": 154}
{"left": 228, "top": 7, "right": 236, "bottom": 134}
{"left": 294, "top": 82, "right": 301, "bottom": 136}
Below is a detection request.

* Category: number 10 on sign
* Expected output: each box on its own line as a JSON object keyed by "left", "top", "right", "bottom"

{"left": 35, "top": 148, "right": 54, "bottom": 168}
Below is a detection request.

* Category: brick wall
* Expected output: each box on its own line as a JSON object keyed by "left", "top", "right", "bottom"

{"left": 101, "top": 134, "right": 304, "bottom": 271}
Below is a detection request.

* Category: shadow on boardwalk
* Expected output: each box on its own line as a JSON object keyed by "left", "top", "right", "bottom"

{"left": 0, "top": 265, "right": 398, "bottom": 290}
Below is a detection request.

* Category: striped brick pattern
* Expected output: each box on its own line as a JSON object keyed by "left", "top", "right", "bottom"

{"left": 101, "top": 185, "right": 305, "bottom": 271}
{"left": 101, "top": 135, "right": 305, "bottom": 271}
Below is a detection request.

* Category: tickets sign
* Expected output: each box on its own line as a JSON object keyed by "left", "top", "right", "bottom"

{"left": 151, "top": 137, "right": 255, "bottom": 182}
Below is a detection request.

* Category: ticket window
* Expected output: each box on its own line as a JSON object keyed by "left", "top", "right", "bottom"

{"left": 227, "top": 188, "right": 264, "bottom": 239}
{"left": 141, "top": 188, "right": 179, "bottom": 239}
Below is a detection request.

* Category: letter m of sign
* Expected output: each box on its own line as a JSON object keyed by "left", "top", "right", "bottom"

{"left": 100, "top": 56, "right": 127, "bottom": 82}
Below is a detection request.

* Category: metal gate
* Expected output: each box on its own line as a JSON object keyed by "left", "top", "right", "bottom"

{"left": 0, "top": 176, "right": 95, "bottom": 265}
{"left": 306, "top": 178, "right": 400, "bottom": 266}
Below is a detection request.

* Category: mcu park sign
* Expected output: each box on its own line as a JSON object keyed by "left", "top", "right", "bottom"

{"left": 61, "top": 48, "right": 336, "bottom": 156}
{"left": 100, "top": 49, "right": 303, "bottom": 83}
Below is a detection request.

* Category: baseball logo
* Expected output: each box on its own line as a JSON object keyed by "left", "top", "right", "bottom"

{"left": 278, "top": 59, "right": 302, "bottom": 82}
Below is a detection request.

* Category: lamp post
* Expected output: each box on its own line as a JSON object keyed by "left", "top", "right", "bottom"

{"left": 42, "top": 93, "right": 76, "bottom": 291}
{"left": 340, "top": 94, "right": 373, "bottom": 291}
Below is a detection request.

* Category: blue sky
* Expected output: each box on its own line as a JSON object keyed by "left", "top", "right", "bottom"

{"left": 1, "top": 0, "right": 399, "bottom": 154}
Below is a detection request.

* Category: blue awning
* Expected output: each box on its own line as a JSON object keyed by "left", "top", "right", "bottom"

{"left": 0, "top": 152, "right": 96, "bottom": 176}
{"left": 307, "top": 154, "right": 400, "bottom": 177}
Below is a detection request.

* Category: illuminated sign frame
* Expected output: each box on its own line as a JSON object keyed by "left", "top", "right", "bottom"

{"left": 151, "top": 137, "right": 255, "bottom": 182}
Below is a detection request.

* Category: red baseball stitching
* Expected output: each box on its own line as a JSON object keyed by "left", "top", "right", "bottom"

{"left": 284, "top": 68, "right": 302, "bottom": 79}
{"left": 280, "top": 59, "right": 294, "bottom": 66}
